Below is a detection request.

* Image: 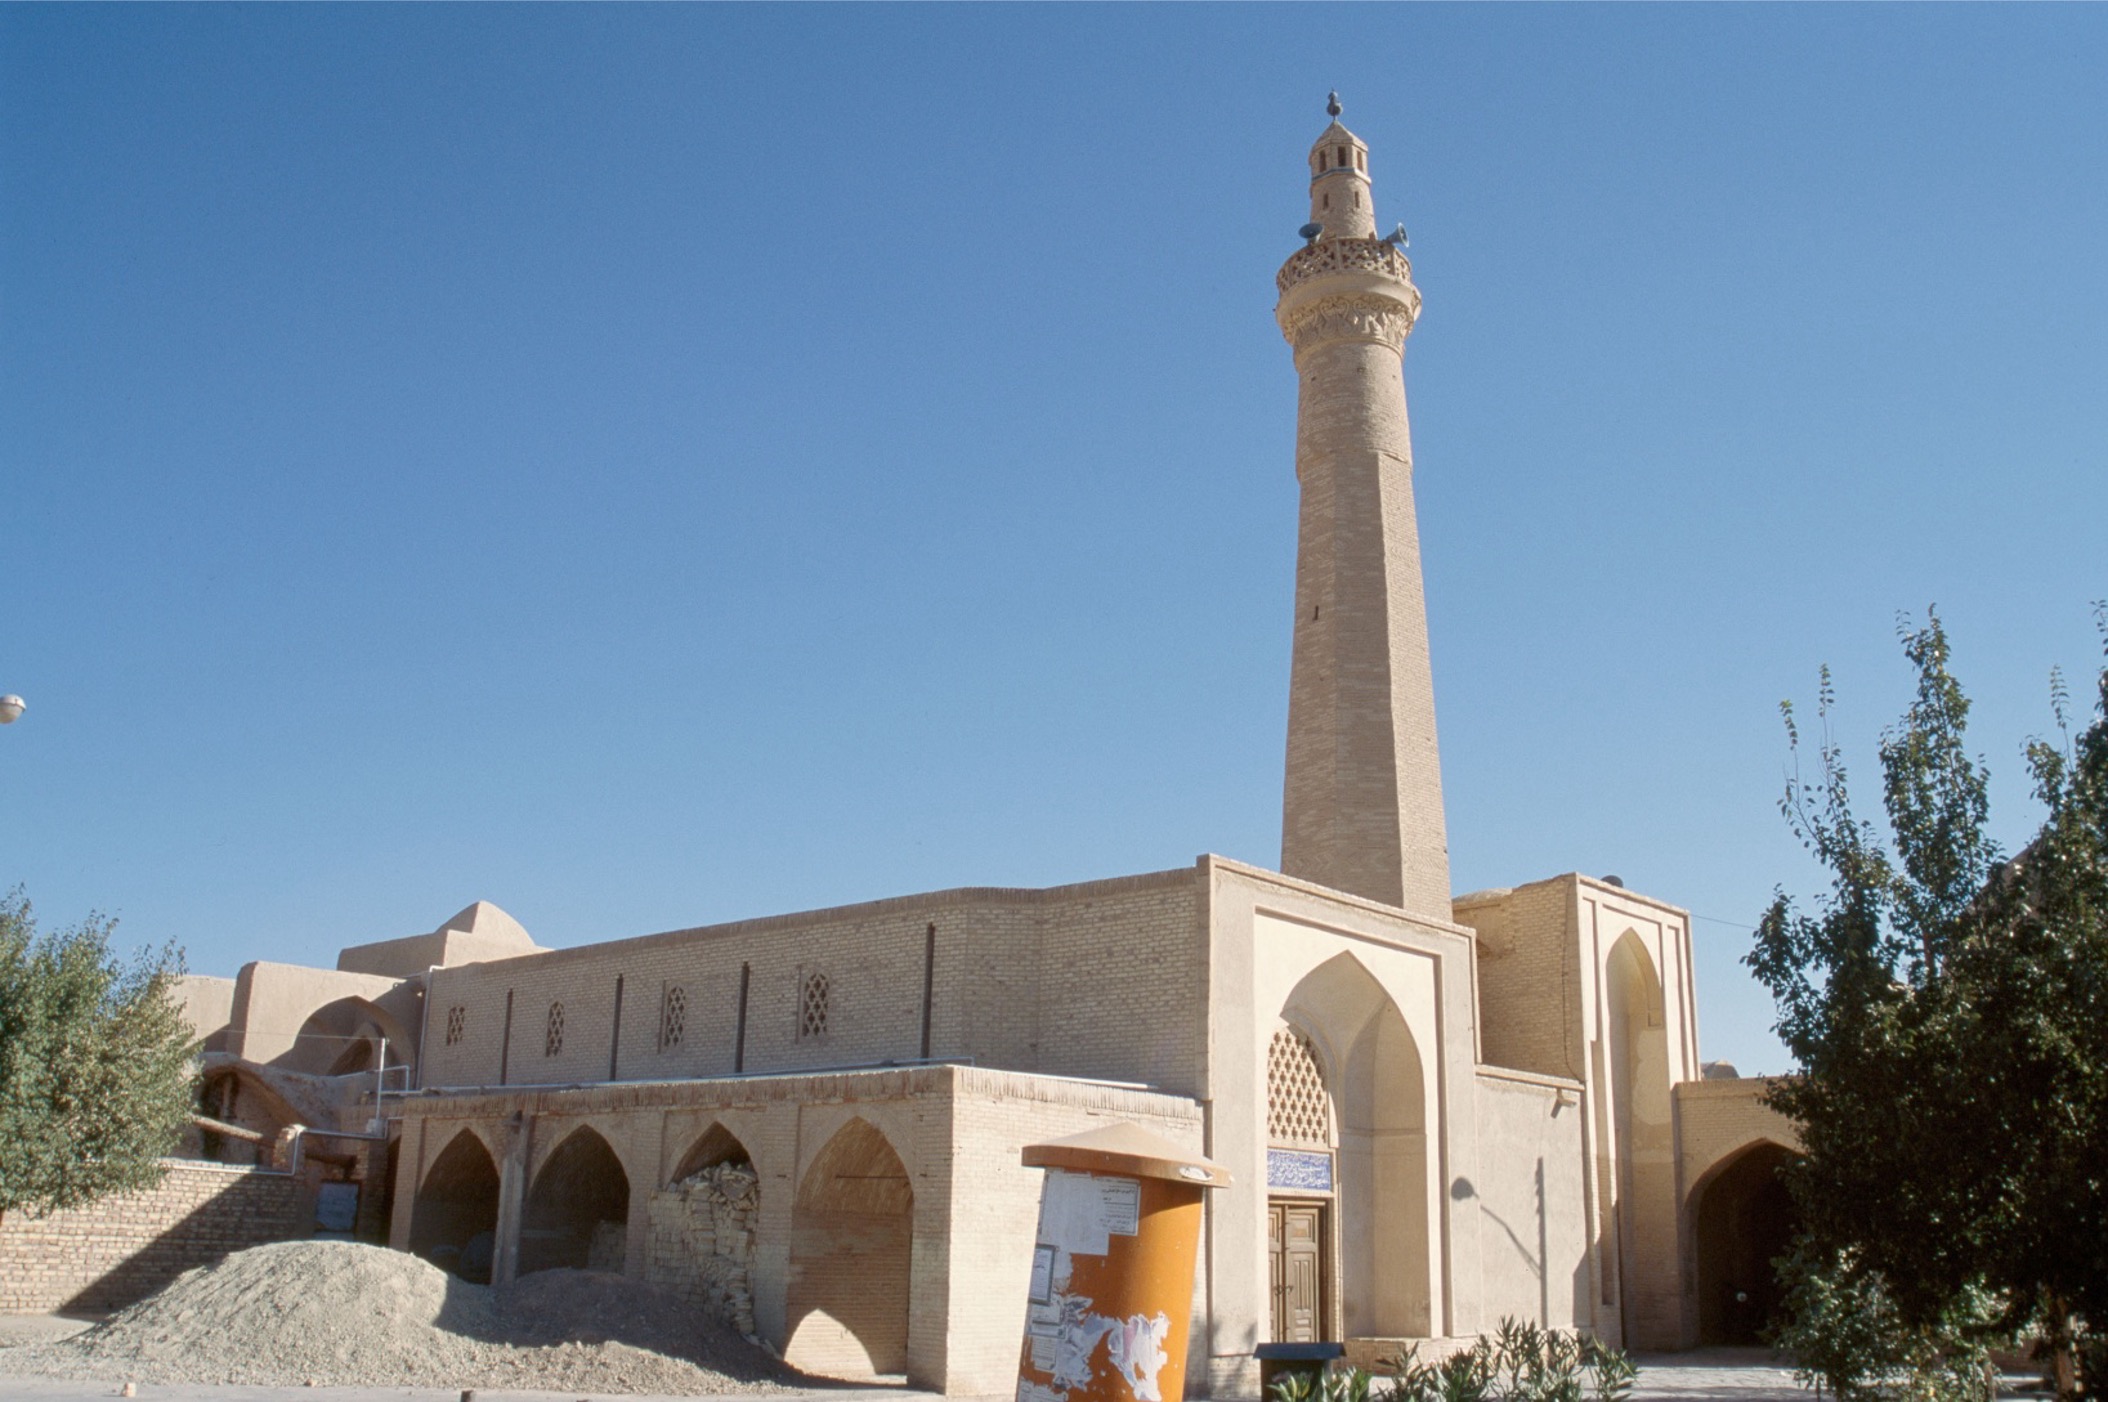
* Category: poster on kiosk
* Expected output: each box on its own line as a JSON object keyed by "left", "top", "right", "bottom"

{"left": 1014, "top": 1123, "right": 1230, "bottom": 1402}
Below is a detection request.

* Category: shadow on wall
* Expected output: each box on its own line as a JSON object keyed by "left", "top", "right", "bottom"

{"left": 784, "top": 1117, "right": 914, "bottom": 1381}
{"left": 521, "top": 1126, "right": 630, "bottom": 1277}
{"left": 284, "top": 995, "right": 415, "bottom": 1079}
{"left": 0, "top": 1166, "right": 308, "bottom": 1314}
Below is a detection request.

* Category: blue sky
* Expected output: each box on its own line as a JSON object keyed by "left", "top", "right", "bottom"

{"left": 4, "top": 6, "right": 2104, "bottom": 1076}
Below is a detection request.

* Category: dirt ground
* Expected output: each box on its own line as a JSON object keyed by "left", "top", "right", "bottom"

{"left": 0, "top": 1241, "right": 795, "bottom": 1396}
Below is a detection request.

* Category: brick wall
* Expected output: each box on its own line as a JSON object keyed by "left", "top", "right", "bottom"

{"left": 0, "top": 1160, "right": 306, "bottom": 1312}
{"left": 1455, "top": 880, "right": 1578, "bottom": 1080}
{"left": 647, "top": 1160, "right": 760, "bottom": 1335}
{"left": 1675, "top": 1078, "right": 1799, "bottom": 1188}
{"left": 418, "top": 867, "right": 1207, "bottom": 1099}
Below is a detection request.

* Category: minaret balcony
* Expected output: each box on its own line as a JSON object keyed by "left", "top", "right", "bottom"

{"left": 1275, "top": 236, "right": 1422, "bottom": 350}
{"left": 1275, "top": 235, "right": 1413, "bottom": 298}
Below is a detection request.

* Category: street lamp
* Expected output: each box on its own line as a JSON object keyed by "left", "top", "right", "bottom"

{"left": 0, "top": 695, "right": 24, "bottom": 724}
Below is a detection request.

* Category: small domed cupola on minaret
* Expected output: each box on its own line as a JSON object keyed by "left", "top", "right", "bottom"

{"left": 1307, "top": 91, "right": 1376, "bottom": 240}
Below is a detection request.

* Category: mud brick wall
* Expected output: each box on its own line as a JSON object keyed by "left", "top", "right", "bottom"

{"left": 0, "top": 1159, "right": 305, "bottom": 1312}
{"left": 647, "top": 1161, "right": 759, "bottom": 1335}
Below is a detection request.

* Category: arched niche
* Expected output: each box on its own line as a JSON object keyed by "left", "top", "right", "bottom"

{"left": 286, "top": 995, "right": 414, "bottom": 1079}
{"left": 328, "top": 1028, "right": 381, "bottom": 1076}
{"left": 1604, "top": 931, "right": 1673, "bottom": 1340}
{"left": 785, "top": 1117, "right": 913, "bottom": 1379}
{"left": 1278, "top": 951, "right": 1432, "bottom": 1340}
{"left": 410, "top": 1128, "right": 501, "bottom": 1281}
{"left": 671, "top": 1121, "right": 753, "bottom": 1184}
{"left": 522, "top": 1124, "right": 631, "bottom": 1276}
{"left": 1692, "top": 1140, "right": 1799, "bottom": 1345}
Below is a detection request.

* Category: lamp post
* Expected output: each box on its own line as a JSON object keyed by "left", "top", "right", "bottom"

{"left": 0, "top": 695, "right": 24, "bottom": 724}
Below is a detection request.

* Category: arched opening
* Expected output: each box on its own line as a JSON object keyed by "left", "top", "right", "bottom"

{"left": 785, "top": 1118, "right": 913, "bottom": 1380}
{"left": 193, "top": 1066, "right": 298, "bottom": 1166}
{"left": 284, "top": 995, "right": 415, "bottom": 1083}
{"left": 672, "top": 1121, "right": 751, "bottom": 1183}
{"left": 328, "top": 1032, "right": 378, "bottom": 1077}
{"left": 1694, "top": 1142, "right": 1799, "bottom": 1345}
{"left": 1604, "top": 932, "right": 1673, "bottom": 1344}
{"left": 1278, "top": 952, "right": 1432, "bottom": 1341}
{"left": 410, "top": 1129, "right": 501, "bottom": 1281}
{"left": 522, "top": 1125, "right": 630, "bottom": 1276}
{"left": 653, "top": 1122, "right": 762, "bottom": 1335}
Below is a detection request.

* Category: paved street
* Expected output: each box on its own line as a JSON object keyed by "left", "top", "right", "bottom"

{"left": 0, "top": 1357, "right": 1820, "bottom": 1402}
{"left": 0, "top": 1343, "right": 2051, "bottom": 1402}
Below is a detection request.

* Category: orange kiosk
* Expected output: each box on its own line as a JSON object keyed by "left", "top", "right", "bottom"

{"left": 1015, "top": 1124, "right": 1230, "bottom": 1402}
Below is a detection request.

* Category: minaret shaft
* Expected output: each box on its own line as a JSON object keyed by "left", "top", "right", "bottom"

{"left": 1275, "top": 112, "right": 1451, "bottom": 920}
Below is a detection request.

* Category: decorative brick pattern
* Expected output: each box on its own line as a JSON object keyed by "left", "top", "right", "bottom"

{"left": 660, "top": 985, "right": 687, "bottom": 1050}
{"left": 798, "top": 971, "right": 829, "bottom": 1041}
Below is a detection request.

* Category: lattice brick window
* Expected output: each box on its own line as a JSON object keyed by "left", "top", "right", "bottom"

{"left": 1268, "top": 1025, "right": 1334, "bottom": 1146}
{"left": 444, "top": 1005, "right": 466, "bottom": 1046}
{"left": 661, "top": 985, "right": 687, "bottom": 1050}
{"left": 798, "top": 971, "right": 829, "bottom": 1041}
{"left": 545, "top": 1001, "right": 565, "bottom": 1057}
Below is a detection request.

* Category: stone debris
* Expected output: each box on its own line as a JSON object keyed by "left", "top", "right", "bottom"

{"left": 0, "top": 1239, "right": 794, "bottom": 1395}
{"left": 647, "top": 1160, "right": 760, "bottom": 1337}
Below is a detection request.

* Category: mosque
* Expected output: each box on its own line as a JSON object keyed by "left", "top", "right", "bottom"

{"left": 2, "top": 101, "right": 1800, "bottom": 1397}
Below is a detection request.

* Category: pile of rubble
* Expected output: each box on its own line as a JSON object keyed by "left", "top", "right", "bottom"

{"left": 0, "top": 1239, "right": 794, "bottom": 1395}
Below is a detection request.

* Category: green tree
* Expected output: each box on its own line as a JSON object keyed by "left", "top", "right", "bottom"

{"left": 1748, "top": 610, "right": 2108, "bottom": 1399}
{"left": 0, "top": 888, "right": 197, "bottom": 1225}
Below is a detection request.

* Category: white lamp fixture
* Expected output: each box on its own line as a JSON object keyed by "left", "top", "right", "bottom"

{"left": 0, "top": 695, "right": 24, "bottom": 724}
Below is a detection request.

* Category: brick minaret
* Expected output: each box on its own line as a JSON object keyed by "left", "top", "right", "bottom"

{"left": 1276, "top": 95, "right": 1451, "bottom": 920}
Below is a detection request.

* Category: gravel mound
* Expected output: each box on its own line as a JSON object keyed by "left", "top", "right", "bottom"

{"left": 0, "top": 1240, "right": 798, "bottom": 1394}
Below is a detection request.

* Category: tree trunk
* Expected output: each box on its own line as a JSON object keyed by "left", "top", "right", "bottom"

{"left": 2046, "top": 1291, "right": 2078, "bottom": 1402}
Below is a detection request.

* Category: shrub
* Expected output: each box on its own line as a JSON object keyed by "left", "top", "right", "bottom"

{"left": 1269, "top": 1319, "right": 1636, "bottom": 1402}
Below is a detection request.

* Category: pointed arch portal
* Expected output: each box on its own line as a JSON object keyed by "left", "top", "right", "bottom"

{"left": 1604, "top": 931, "right": 1674, "bottom": 1343}
{"left": 785, "top": 1118, "right": 914, "bottom": 1380}
{"left": 522, "top": 1125, "right": 631, "bottom": 1276}
{"left": 1694, "top": 1141, "right": 1799, "bottom": 1345}
{"left": 1276, "top": 952, "right": 1433, "bottom": 1341}
{"left": 410, "top": 1129, "right": 501, "bottom": 1281}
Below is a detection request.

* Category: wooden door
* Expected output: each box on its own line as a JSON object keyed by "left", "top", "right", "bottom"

{"left": 1268, "top": 1200, "right": 1327, "bottom": 1342}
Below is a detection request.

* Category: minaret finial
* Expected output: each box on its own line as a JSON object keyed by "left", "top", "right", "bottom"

{"left": 1326, "top": 91, "right": 1342, "bottom": 119}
